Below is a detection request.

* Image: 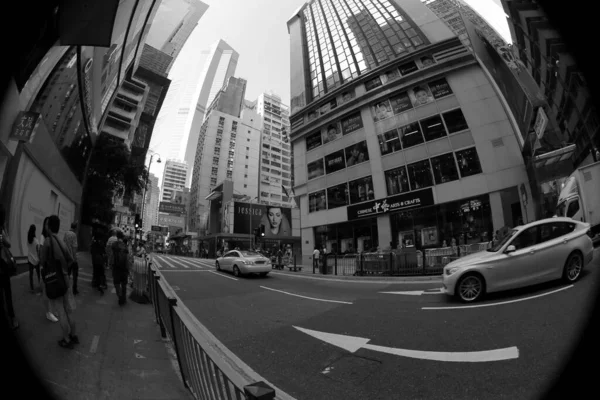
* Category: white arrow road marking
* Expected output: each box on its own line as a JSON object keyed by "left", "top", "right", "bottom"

{"left": 89, "top": 335, "right": 100, "bottom": 354}
{"left": 261, "top": 286, "right": 353, "bottom": 305}
{"left": 135, "top": 353, "right": 146, "bottom": 359}
{"left": 293, "top": 326, "right": 519, "bottom": 362}
{"left": 380, "top": 288, "right": 445, "bottom": 296}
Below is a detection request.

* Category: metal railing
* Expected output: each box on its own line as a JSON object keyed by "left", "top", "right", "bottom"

{"left": 146, "top": 256, "right": 293, "bottom": 400}
{"left": 130, "top": 256, "right": 150, "bottom": 304}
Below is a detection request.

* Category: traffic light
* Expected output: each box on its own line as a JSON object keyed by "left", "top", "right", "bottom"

{"left": 135, "top": 213, "right": 141, "bottom": 227}
{"left": 260, "top": 224, "right": 265, "bottom": 237}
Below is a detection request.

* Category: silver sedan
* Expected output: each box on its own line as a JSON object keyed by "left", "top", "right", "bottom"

{"left": 443, "top": 217, "right": 594, "bottom": 302}
{"left": 215, "top": 250, "right": 272, "bottom": 277}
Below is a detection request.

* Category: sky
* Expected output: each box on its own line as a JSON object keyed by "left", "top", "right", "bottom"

{"left": 149, "top": 0, "right": 512, "bottom": 185}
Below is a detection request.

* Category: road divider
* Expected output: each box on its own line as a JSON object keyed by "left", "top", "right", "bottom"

{"left": 422, "top": 285, "right": 574, "bottom": 310}
{"left": 293, "top": 326, "right": 519, "bottom": 362}
{"left": 261, "top": 286, "right": 353, "bottom": 305}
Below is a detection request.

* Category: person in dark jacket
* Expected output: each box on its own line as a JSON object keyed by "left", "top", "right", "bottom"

{"left": 110, "top": 231, "right": 130, "bottom": 306}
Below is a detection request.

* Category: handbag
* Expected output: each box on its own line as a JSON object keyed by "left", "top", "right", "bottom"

{"left": 0, "top": 245, "right": 17, "bottom": 276}
{"left": 42, "top": 236, "right": 68, "bottom": 299}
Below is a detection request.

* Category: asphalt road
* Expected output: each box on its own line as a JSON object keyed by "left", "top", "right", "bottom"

{"left": 152, "top": 250, "right": 600, "bottom": 400}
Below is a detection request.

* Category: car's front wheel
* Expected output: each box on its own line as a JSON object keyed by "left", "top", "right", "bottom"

{"left": 216, "top": 261, "right": 221, "bottom": 271}
{"left": 562, "top": 252, "right": 583, "bottom": 283}
{"left": 233, "top": 266, "right": 241, "bottom": 277}
{"left": 456, "top": 273, "right": 485, "bottom": 303}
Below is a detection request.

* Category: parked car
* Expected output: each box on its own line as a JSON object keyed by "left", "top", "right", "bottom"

{"left": 443, "top": 217, "right": 594, "bottom": 302}
{"left": 215, "top": 250, "right": 272, "bottom": 277}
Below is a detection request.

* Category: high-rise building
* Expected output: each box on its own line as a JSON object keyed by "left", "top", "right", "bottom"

{"left": 145, "top": 0, "right": 209, "bottom": 73}
{"left": 162, "top": 159, "right": 188, "bottom": 202}
{"left": 189, "top": 77, "right": 262, "bottom": 234}
{"left": 144, "top": 173, "right": 161, "bottom": 232}
{"left": 149, "top": 38, "right": 239, "bottom": 186}
{"left": 288, "top": 0, "right": 536, "bottom": 264}
{"left": 255, "top": 92, "right": 294, "bottom": 207}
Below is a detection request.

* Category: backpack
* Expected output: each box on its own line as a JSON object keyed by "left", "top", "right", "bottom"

{"left": 113, "top": 241, "right": 129, "bottom": 270}
{"left": 42, "top": 237, "right": 68, "bottom": 299}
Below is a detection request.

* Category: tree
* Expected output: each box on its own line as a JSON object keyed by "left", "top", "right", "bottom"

{"left": 81, "top": 133, "right": 148, "bottom": 225}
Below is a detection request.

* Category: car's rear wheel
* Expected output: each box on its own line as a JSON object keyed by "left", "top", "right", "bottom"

{"left": 562, "top": 252, "right": 583, "bottom": 283}
{"left": 456, "top": 273, "right": 485, "bottom": 303}
{"left": 259, "top": 272, "right": 268, "bottom": 277}
{"left": 216, "top": 261, "right": 221, "bottom": 271}
{"left": 233, "top": 266, "right": 241, "bottom": 277}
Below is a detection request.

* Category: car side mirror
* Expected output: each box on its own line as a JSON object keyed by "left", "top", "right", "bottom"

{"left": 505, "top": 245, "right": 516, "bottom": 254}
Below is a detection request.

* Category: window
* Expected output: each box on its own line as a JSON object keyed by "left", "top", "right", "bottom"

{"left": 365, "top": 76, "right": 383, "bottom": 91}
{"left": 539, "top": 222, "right": 576, "bottom": 243}
{"left": 325, "top": 150, "right": 346, "bottom": 174}
{"left": 455, "top": 148, "right": 483, "bottom": 178}
{"left": 309, "top": 190, "right": 327, "bottom": 212}
{"left": 442, "top": 109, "right": 469, "bottom": 133}
{"left": 385, "top": 166, "right": 410, "bottom": 195}
{"left": 431, "top": 153, "right": 459, "bottom": 184}
{"left": 348, "top": 176, "right": 375, "bottom": 204}
{"left": 378, "top": 129, "right": 401, "bottom": 155}
{"left": 345, "top": 141, "right": 369, "bottom": 166}
{"left": 567, "top": 200, "right": 580, "bottom": 218}
{"left": 420, "top": 115, "right": 446, "bottom": 141}
{"left": 327, "top": 183, "right": 349, "bottom": 209}
{"left": 510, "top": 226, "right": 539, "bottom": 250}
{"left": 244, "top": 184, "right": 247, "bottom": 188}
{"left": 407, "top": 160, "right": 433, "bottom": 190}
{"left": 307, "top": 159, "right": 324, "bottom": 180}
{"left": 399, "top": 122, "right": 424, "bottom": 149}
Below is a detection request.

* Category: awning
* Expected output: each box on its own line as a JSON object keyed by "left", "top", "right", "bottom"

{"left": 534, "top": 144, "right": 575, "bottom": 168}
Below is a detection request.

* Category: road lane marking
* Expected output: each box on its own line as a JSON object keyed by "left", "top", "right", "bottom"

{"left": 270, "top": 271, "right": 441, "bottom": 285}
{"left": 261, "top": 286, "right": 353, "bottom": 304}
{"left": 294, "top": 326, "right": 519, "bottom": 362}
{"left": 422, "top": 285, "right": 574, "bottom": 310}
{"left": 209, "top": 271, "right": 238, "bottom": 281}
{"left": 89, "top": 335, "right": 100, "bottom": 354}
{"left": 155, "top": 256, "right": 188, "bottom": 269}
{"left": 380, "top": 288, "right": 445, "bottom": 295}
{"left": 168, "top": 257, "right": 210, "bottom": 269}
{"left": 160, "top": 270, "right": 212, "bottom": 272}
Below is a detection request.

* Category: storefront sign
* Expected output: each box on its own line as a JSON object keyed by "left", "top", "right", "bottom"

{"left": 347, "top": 188, "right": 435, "bottom": 221}
{"left": 534, "top": 107, "right": 548, "bottom": 139}
{"left": 399, "top": 61, "right": 418, "bottom": 75}
{"left": 158, "top": 214, "right": 185, "bottom": 227}
{"left": 428, "top": 78, "right": 453, "bottom": 99}
{"left": 159, "top": 202, "right": 186, "bottom": 214}
{"left": 151, "top": 225, "right": 168, "bottom": 233}
{"left": 340, "top": 112, "right": 363, "bottom": 135}
{"left": 10, "top": 111, "right": 41, "bottom": 142}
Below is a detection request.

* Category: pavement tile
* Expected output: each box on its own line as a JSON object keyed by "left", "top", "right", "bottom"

{"left": 10, "top": 252, "right": 194, "bottom": 400}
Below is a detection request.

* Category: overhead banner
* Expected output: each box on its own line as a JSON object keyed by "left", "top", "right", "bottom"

{"left": 159, "top": 202, "right": 185, "bottom": 214}
{"left": 346, "top": 188, "right": 435, "bottom": 221}
{"left": 233, "top": 202, "right": 293, "bottom": 237}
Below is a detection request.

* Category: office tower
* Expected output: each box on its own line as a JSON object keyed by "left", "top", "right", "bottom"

{"left": 256, "top": 92, "right": 294, "bottom": 207}
{"left": 144, "top": 173, "right": 161, "bottom": 231}
{"left": 145, "top": 0, "right": 209, "bottom": 72}
{"left": 287, "top": 0, "right": 535, "bottom": 263}
{"left": 149, "top": 38, "right": 239, "bottom": 186}
{"left": 189, "top": 77, "right": 262, "bottom": 234}
{"left": 162, "top": 159, "right": 188, "bottom": 202}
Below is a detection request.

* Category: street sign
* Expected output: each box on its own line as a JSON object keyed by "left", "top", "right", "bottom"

{"left": 10, "top": 111, "right": 41, "bottom": 142}
{"left": 534, "top": 107, "right": 548, "bottom": 140}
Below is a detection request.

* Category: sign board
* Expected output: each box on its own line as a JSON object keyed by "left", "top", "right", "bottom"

{"left": 159, "top": 202, "right": 186, "bottom": 214}
{"left": 534, "top": 107, "right": 548, "bottom": 139}
{"left": 233, "top": 202, "right": 293, "bottom": 236}
{"left": 347, "top": 188, "right": 435, "bottom": 221}
{"left": 10, "top": 111, "right": 41, "bottom": 142}
{"left": 151, "top": 225, "right": 168, "bottom": 233}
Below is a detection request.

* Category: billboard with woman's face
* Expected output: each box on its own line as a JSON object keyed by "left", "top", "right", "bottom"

{"left": 233, "top": 202, "right": 293, "bottom": 237}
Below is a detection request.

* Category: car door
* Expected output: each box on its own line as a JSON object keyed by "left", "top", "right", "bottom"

{"left": 533, "top": 222, "right": 575, "bottom": 282}
{"left": 222, "top": 251, "right": 234, "bottom": 270}
{"left": 494, "top": 226, "right": 540, "bottom": 291}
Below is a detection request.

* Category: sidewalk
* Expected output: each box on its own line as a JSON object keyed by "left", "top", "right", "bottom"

{"left": 9, "top": 252, "right": 193, "bottom": 400}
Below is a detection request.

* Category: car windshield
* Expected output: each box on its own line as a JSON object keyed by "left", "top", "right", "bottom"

{"left": 240, "top": 251, "right": 261, "bottom": 257}
{"left": 487, "top": 229, "right": 518, "bottom": 252}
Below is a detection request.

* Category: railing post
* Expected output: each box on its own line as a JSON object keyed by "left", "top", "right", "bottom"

{"left": 167, "top": 297, "right": 189, "bottom": 390}
{"left": 334, "top": 253, "right": 338, "bottom": 275}
{"left": 244, "top": 381, "right": 276, "bottom": 400}
{"left": 322, "top": 253, "right": 327, "bottom": 275}
{"left": 389, "top": 252, "right": 393, "bottom": 276}
{"left": 359, "top": 253, "right": 364, "bottom": 276}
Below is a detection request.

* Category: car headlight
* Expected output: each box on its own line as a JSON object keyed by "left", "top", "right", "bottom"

{"left": 445, "top": 267, "right": 460, "bottom": 276}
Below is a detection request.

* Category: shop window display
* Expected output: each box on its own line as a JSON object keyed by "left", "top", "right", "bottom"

{"left": 442, "top": 108, "right": 469, "bottom": 134}
{"left": 407, "top": 159, "right": 434, "bottom": 190}
{"left": 348, "top": 176, "right": 375, "bottom": 204}
{"left": 309, "top": 190, "right": 327, "bottom": 212}
{"left": 456, "top": 147, "right": 483, "bottom": 177}
{"left": 307, "top": 158, "right": 324, "bottom": 180}
{"left": 327, "top": 183, "right": 350, "bottom": 209}
{"left": 420, "top": 115, "right": 447, "bottom": 141}
{"left": 378, "top": 129, "right": 402, "bottom": 155}
{"left": 385, "top": 165, "right": 410, "bottom": 195}
{"left": 345, "top": 140, "right": 369, "bottom": 166}
{"left": 399, "top": 122, "right": 424, "bottom": 149}
{"left": 325, "top": 149, "right": 346, "bottom": 174}
{"left": 430, "top": 152, "right": 459, "bottom": 184}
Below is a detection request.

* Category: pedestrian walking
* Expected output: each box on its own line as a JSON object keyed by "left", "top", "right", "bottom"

{"left": 0, "top": 204, "right": 19, "bottom": 330}
{"left": 312, "top": 247, "right": 320, "bottom": 271}
{"left": 91, "top": 235, "right": 107, "bottom": 293}
{"left": 40, "top": 217, "right": 59, "bottom": 323}
{"left": 110, "top": 231, "right": 130, "bottom": 306}
{"left": 105, "top": 229, "right": 118, "bottom": 270}
{"left": 27, "top": 224, "right": 42, "bottom": 293}
{"left": 40, "top": 215, "right": 78, "bottom": 349}
{"left": 63, "top": 221, "right": 79, "bottom": 295}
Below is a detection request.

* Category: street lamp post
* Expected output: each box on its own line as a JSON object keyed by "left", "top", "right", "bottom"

{"left": 140, "top": 151, "right": 161, "bottom": 244}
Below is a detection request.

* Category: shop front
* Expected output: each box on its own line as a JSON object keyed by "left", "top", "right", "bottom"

{"left": 313, "top": 217, "right": 379, "bottom": 254}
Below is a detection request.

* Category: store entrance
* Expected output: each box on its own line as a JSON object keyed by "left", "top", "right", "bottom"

{"left": 314, "top": 217, "right": 379, "bottom": 254}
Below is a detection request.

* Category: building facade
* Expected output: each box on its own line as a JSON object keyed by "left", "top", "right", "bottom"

{"left": 143, "top": 173, "right": 160, "bottom": 232}
{"left": 189, "top": 77, "right": 262, "bottom": 235}
{"left": 161, "top": 159, "right": 188, "bottom": 202}
{"left": 288, "top": 0, "right": 536, "bottom": 263}
{"left": 256, "top": 92, "right": 294, "bottom": 207}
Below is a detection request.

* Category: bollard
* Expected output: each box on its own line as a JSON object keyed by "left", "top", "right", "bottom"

{"left": 244, "top": 381, "right": 275, "bottom": 400}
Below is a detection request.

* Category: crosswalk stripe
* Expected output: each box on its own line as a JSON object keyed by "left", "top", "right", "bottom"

{"left": 169, "top": 257, "right": 209, "bottom": 269}
{"left": 154, "top": 256, "right": 184, "bottom": 269}
{"left": 176, "top": 257, "right": 215, "bottom": 268}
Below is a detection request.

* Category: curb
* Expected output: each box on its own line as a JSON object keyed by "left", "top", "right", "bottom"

{"left": 270, "top": 270, "right": 443, "bottom": 284}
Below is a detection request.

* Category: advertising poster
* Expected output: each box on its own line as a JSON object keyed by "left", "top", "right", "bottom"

{"left": 422, "top": 227, "right": 438, "bottom": 246}
{"left": 309, "top": 190, "right": 327, "bottom": 212}
{"left": 307, "top": 159, "right": 325, "bottom": 180}
{"left": 340, "top": 112, "right": 363, "bottom": 135}
{"left": 365, "top": 76, "right": 383, "bottom": 91}
{"left": 389, "top": 92, "right": 413, "bottom": 114}
{"left": 159, "top": 202, "right": 185, "bottom": 215}
{"left": 233, "top": 202, "right": 293, "bottom": 237}
{"left": 398, "top": 61, "right": 418, "bottom": 75}
{"left": 408, "top": 84, "right": 435, "bottom": 107}
{"left": 428, "top": 78, "right": 453, "bottom": 99}
{"left": 322, "top": 121, "right": 342, "bottom": 144}
{"left": 372, "top": 99, "right": 394, "bottom": 122}
{"left": 325, "top": 149, "right": 346, "bottom": 174}
{"left": 419, "top": 56, "right": 436, "bottom": 68}
{"left": 384, "top": 68, "right": 401, "bottom": 83}
{"left": 327, "top": 183, "right": 350, "bottom": 209}
{"left": 306, "top": 130, "right": 323, "bottom": 151}
{"left": 345, "top": 140, "right": 369, "bottom": 167}
{"left": 348, "top": 176, "right": 375, "bottom": 204}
